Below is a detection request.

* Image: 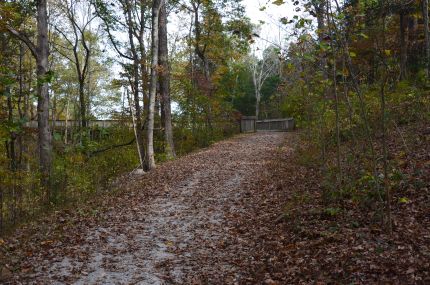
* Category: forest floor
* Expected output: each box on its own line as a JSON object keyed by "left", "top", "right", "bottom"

{"left": 1, "top": 129, "right": 429, "bottom": 284}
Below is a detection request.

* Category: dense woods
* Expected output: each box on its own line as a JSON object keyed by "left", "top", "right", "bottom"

{"left": 0, "top": 0, "right": 429, "bottom": 282}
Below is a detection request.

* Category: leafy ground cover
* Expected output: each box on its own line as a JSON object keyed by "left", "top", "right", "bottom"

{"left": 0, "top": 128, "right": 429, "bottom": 284}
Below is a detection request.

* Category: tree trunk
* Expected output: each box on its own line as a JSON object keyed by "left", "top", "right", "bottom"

{"left": 78, "top": 81, "right": 87, "bottom": 129}
{"left": 158, "top": 1, "right": 176, "bottom": 159}
{"left": 314, "top": 1, "right": 328, "bottom": 81}
{"left": 146, "top": 0, "right": 162, "bottom": 170}
{"left": 400, "top": 11, "right": 408, "bottom": 80}
{"left": 327, "top": 2, "right": 342, "bottom": 187}
{"left": 36, "top": 0, "right": 52, "bottom": 197}
{"left": 125, "top": 0, "right": 146, "bottom": 168}
{"left": 255, "top": 90, "right": 260, "bottom": 119}
{"left": 380, "top": 7, "right": 392, "bottom": 233}
{"left": 6, "top": 88, "right": 17, "bottom": 171}
{"left": 127, "top": 89, "right": 144, "bottom": 168}
{"left": 7, "top": 0, "right": 52, "bottom": 189}
{"left": 423, "top": 0, "right": 430, "bottom": 79}
{"left": 65, "top": 97, "right": 70, "bottom": 144}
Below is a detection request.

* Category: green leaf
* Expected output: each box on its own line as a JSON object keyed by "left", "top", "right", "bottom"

{"left": 53, "top": 132, "right": 62, "bottom": 141}
{"left": 37, "top": 70, "right": 55, "bottom": 86}
{"left": 280, "top": 17, "right": 293, "bottom": 25}
{"left": 337, "top": 12, "right": 346, "bottom": 20}
{"left": 324, "top": 207, "right": 341, "bottom": 216}
{"left": 272, "top": 0, "right": 285, "bottom": 6}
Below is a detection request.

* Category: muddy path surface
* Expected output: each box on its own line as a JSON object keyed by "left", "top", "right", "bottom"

{"left": 8, "top": 132, "right": 289, "bottom": 284}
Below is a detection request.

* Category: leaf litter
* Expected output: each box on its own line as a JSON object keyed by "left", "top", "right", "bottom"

{"left": 1, "top": 132, "right": 287, "bottom": 284}
{"left": 1, "top": 128, "right": 429, "bottom": 284}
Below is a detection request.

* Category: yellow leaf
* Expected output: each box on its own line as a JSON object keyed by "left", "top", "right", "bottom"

{"left": 40, "top": 240, "right": 54, "bottom": 245}
{"left": 399, "top": 197, "right": 409, "bottom": 203}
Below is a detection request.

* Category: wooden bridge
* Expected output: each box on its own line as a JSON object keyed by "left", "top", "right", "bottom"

{"left": 240, "top": 117, "right": 295, "bottom": 133}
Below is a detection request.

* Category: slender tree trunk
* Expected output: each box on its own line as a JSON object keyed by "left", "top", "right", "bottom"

{"left": 6, "top": 88, "right": 17, "bottom": 171}
{"left": 252, "top": 67, "right": 260, "bottom": 119}
{"left": 0, "top": 171, "right": 3, "bottom": 232}
{"left": 79, "top": 84, "right": 87, "bottom": 127}
{"left": 146, "top": 0, "right": 162, "bottom": 170}
{"left": 192, "top": 2, "right": 214, "bottom": 133}
{"left": 314, "top": 1, "right": 328, "bottom": 81}
{"left": 327, "top": 2, "right": 342, "bottom": 187}
{"left": 125, "top": 0, "right": 146, "bottom": 168}
{"left": 27, "top": 53, "right": 33, "bottom": 120}
{"left": 203, "top": 59, "right": 214, "bottom": 132}
{"left": 64, "top": 96, "right": 70, "bottom": 144}
{"left": 24, "top": 52, "right": 31, "bottom": 171}
{"left": 158, "top": 1, "right": 176, "bottom": 158}
{"left": 381, "top": 74, "right": 391, "bottom": 233}
{"left": 342, "top": 58, "right": 358, "bottom": 146}
{"left": 17, "top": 44, "right": 24, "bottom": 168}
{"left": 255, "top": 90, "right": 260, "bottom": 119}
{"left": 71, "top": 43, "right": 88, "bottom": 132}
{"left": 423, "top": 0, "right": 430, "bottom": 79}
{"left": 127, "top": 89, "right": 144, "bottom": 168}
{"left": 131, "top": 63, "right": 146, "bottom": 169}
{"left": 380, "top": 4, "right": 392, "bottom": 234}
{"left": 36, "top": 0, "right": 52, "bottom": 197}
{"left": 400, "top": 11, "right": 408, "bottom": 80}
{"left": 52, "top": 91, "right": 56, "bottom": 123}
{"left": 332, "top": 0, "right": 384, "bottom": 211}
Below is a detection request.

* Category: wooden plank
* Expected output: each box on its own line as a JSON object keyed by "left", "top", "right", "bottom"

{"left": 25, "top": 120, "right": 132, "bottom": 129}
{"left": 256, "top": 118, "right": 295, "bottom": 132}
{"left": 240, "top": 116, "right": 256, "bottom": 133}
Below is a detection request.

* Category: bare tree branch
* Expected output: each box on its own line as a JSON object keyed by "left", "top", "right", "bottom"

{"left": 5, "top": 26, "right": 38, "bottom": 59}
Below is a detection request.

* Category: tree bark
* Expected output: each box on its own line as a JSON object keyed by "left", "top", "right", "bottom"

{"left": 78, "top": 80, "right": 87, "bottom": 128}
{"left": 313, "top": 0, "right": 328, "bottom": 81}
{"left": 6, "top": 0, "right": 52, "bottom": 190}
{"left": 327, "top": 1, "right": 342, "bottom": 187}
{"left": 65, "top": 96, "right": 70, "bottom": 144}
{"left": 423, "top": 0, "right": 430, "bottom": 79}
{"left": 124, "top": 0, "right": 146, "bottom": 168}
{"left": 146, "top": 0, "right": 162, "bottom": 170}
{"left": 400, "top": 11, "right": 408, "bottom": 80}
{"left": 253, "top": 73, "right": 261, "bottom": 119}
{"left": 6, "top": 87, "right": 17, "bottom": 171}
{"left": 191, "top": 1, "right": 214, "bottom": 132}
{"left": 255, "top": 97, "right": 260, "bottom": 119}
{"left": 36, "top": 0, "right": 52, "bottom": 196}
{"left": 126, "top": 88, "right": 144, "bottom": 168}
{"left": 380, "top": 5, "right": 392, "bottom": 233}
{"left": 158, "top": 0, "right": 176, "bottom": 159}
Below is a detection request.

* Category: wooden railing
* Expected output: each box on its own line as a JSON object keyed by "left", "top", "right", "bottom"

{"left": 25, "top": 120, "right": 131, "bottom": 129}
{"left": 256, "top": 118, "right": 295, "bottom": 131}
{"left": 240, "top": 117, "right": 295, "bottom": 133}
{"left": 240, "top": 116, "right": 257, "bottom": 133}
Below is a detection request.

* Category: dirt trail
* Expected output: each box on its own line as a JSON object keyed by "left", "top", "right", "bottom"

{"left": 19, "top": 132, "right": 287, "bottom": 284}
